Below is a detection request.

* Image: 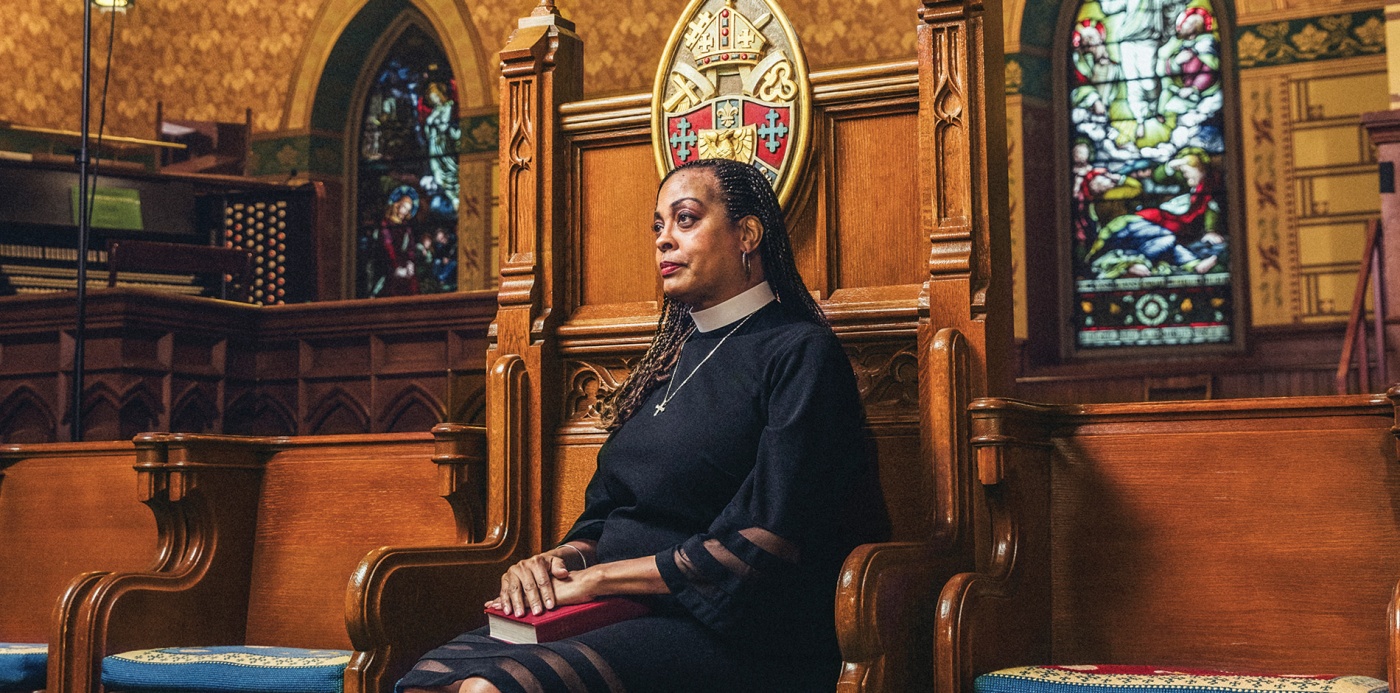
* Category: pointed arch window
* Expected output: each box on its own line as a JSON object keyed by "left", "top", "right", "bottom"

{"left": 1065, "top": 0, "right": 1240, "bottom": 351}
{"left": 354, "top": 21, "right": 461, "bottom": 298}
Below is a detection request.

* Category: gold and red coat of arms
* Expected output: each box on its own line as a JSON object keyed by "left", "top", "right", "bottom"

{"left": 651, "top": 0, "right": 812, "bottom": 207}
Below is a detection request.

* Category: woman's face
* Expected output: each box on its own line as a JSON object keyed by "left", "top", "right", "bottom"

{"left": 653, "top": 169, "right": 757, "bottom": 311}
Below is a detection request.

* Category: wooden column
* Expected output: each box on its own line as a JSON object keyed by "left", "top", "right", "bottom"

{"left": 489, "top": 0, "right": 583, "bottom": 557}
{"left": 917, "top": 0, "right": 1013, "bottom": 397}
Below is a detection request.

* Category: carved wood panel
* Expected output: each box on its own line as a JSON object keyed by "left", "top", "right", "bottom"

{"left": 0, "top": 290, "right": 494, "bottom": 442}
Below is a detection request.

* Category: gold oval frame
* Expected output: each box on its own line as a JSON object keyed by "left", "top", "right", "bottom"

{"left": 649, "top": 0, "right": 813, "bottom": 209}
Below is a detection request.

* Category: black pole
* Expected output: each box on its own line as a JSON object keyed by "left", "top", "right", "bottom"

{"left": 72, "top": 0, "right": 92, "bottom": 442}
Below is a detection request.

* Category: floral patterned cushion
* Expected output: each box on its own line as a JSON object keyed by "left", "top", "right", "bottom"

{"left": 976, "top": 665, "right": 1388, "bottom": 693}
{"left": 101, "top": 645, "right": 351, "bottom": 693}
{"left": 0, "top": 643, "right": 46, "bottom": 692}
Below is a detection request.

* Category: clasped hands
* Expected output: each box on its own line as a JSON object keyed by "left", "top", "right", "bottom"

{"left": 486, "top": 542, "right": 597, "bottom": 617}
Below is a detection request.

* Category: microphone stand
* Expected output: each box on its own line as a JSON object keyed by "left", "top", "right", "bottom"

{"left": 72, "top": 0, "right": 93, "bottom": 441}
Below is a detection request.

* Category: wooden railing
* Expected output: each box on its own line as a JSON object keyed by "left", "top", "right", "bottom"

{"left": 1336, "top": 219, "right": 1386, "bottom": 393}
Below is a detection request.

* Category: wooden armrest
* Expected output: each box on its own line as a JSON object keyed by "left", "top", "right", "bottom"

{"left": 928, "top": 401, "right": 1056, "bottom": 693}
{"left": 837, "top": 541, "right": 972, "bottom": 693}
{"left": 344, "top": 356, "right": 531, "bottom": 693}
{"left": 345, "top": 544, "right": 529, "bottom": 693}
{"left": 47, "top": 434, "right": 267, "bottom": 693}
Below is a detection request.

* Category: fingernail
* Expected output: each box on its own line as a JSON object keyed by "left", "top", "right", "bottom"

{"left": 545, "top": 599, "right": 553, "bottom": 608}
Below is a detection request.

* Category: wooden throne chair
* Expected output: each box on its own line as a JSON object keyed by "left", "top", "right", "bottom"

{"left": 323, "top": 0, "right": 1010, "bottom": 689}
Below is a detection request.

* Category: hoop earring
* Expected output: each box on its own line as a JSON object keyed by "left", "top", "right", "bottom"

{"left": 742, "top": 250, "right": 751, "bottom": 277}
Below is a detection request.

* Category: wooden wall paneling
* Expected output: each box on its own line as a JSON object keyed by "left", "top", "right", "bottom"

{"left": 574, "top": 142, "right": 659, "bottom": 309}
{"left": 0, "top": 287, "right": 496, "bottom": 442}
{"left": 829, "top": 109, "right": 923, "bottom": 291}
{"left": 170, "top": 382, "right": 221, "bottom": 434}
{"left": 560, "top": 94, "right": 660, "bottom": 321}
{"left": 814, "top": 64, "right": 923, "bottom": 297}
{"left": 304, "top": 383, "right": 373, "bottom": 435}
{"left": 301, "top": 337, "right": 373, "bottom": 381}
{"left": 0, "top": 382, "right": 60, "bottom": 443}
{"left": 376, "top": 379, "right": 447, "bottom": 433}
{"left": 0, "top": 332, "right": 62, "bottom": 377}
{"left": 225, "top": 387, "right": 298, "bottom": 437}
{"left": 447, "top": 370, "right": 487, "bottom": 425}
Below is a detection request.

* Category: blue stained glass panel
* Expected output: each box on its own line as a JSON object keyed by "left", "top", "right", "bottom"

{"left": 1067, "top": 0, "right": 1234, "bottom": 349}
{"left": 355, "top": 24, "right": 460, "bottom": 298}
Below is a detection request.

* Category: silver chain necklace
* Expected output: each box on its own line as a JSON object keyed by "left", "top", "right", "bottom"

{"left": 653, "top": 311, "right": 758, "bottom": 416}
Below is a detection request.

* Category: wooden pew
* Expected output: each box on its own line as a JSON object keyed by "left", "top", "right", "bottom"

{"left": 46, "top": 429, "right": 486, "bottom": 693}
{"left": 933, "top": 393, "right": 1400, "bottom": 693}
{"left": 0, "top": 441, "right": 158, "bottom": 690}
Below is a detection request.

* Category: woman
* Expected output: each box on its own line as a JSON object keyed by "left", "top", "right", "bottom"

{"left": 399, "top": 158, "right": 887, "bottom": 693}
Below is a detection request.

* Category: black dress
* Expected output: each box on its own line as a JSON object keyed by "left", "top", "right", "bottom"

{"left": 397, "top": 301, "right": 888, "bottom": 693}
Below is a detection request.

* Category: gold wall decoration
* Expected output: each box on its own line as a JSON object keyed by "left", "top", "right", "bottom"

{"left": 1237, "top": 56, "right": 1384, "bottom": 325}
{"left": 651, "top": 0, "right": 811, "bottom": 207}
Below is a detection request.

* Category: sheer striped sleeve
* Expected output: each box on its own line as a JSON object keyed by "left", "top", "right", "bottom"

{"left": 654, "top": 328, "right": 868, "bottom": 632}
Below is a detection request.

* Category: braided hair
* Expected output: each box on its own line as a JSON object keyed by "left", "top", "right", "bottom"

{"left": 597, "top": 158, "right": 829, "bottom": 431}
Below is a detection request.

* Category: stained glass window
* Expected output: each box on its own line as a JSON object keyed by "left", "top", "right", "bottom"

{"left": 355, "top": 24, "right": 459, "bottom": 298}
{"left": 1067, "top": 0, "right": 1233, "bottom": 349}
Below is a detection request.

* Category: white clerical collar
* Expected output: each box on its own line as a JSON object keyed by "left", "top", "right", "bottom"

{"left": 691, "top": 282, "right": 775, "bottom": 333}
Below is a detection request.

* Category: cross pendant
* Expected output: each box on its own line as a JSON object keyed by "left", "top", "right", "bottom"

{"left": 653, "top": 403, "right": 665, "bottom": 416}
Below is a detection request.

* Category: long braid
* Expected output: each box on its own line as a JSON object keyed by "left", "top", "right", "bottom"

{"left": 598, "top": 158, "right": 829, "bottom": 431}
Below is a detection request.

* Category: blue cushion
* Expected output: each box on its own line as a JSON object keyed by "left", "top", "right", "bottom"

{"left": 976, "top": 665, "right": 1388, "bottom": 693}
{"left": 102, "top": 645, "right": 351, "bottom": 693}
{"left": 0, "top": 643, "right": 46, "bottom": 692}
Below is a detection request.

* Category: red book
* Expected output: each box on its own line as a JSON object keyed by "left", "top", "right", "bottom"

{"left": 486, "top": 598, "right": 651, "bottom": 644}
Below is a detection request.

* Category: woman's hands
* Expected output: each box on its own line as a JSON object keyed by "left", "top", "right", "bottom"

{"left": 484, "top": 546, "right": 669, "bottom": 617}
{"left": 487, "top": 542, "right": 596, "bottom": 617}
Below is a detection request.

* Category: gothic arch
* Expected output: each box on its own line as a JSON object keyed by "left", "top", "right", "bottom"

{"left": 306, "top": 388, "right": 372, "bottom": 435}
{"left": 171, "top": 386, "right": 219, "bottom": 434}
{"left": 119, "top": 386, "right": 163, "bottom": 440}
{"left": 0, "top": 386, "right": 56, "bottom": 443}
{"left": 80, "top": 383, "right": 123, "bottom": 442}
{"left": 226, "top": 392, "right": 297, "bottom": 437}
{"left": 281, "top": 0, "right": 492, "bottom": 132}
{"left": 380, "top": 383, "right": 445, "bottom": 432}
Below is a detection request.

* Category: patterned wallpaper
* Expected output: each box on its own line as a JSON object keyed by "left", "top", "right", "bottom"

{"left": 0, "top": 0, "right": 915, "bottom": 141}
{"left": 0, "top": 0, "right": 321, "bottom": 137}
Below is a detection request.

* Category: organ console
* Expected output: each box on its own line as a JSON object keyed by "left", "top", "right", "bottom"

{"left": 0, "top": 156, "right": 321, "bottom": 304}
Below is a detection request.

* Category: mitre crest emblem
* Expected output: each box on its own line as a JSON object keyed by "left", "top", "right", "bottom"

{"left": 651, "top": 0, "right": 811, "bottom": 207}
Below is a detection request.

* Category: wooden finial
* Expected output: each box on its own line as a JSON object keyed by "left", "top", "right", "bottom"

{"left": 530, "top": 0, "right": 559, "bottom": 17}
